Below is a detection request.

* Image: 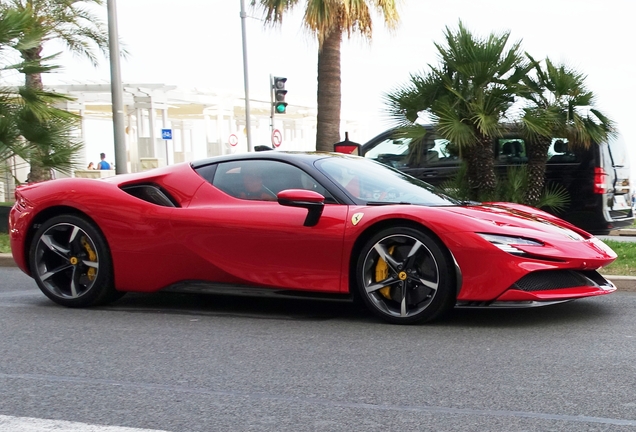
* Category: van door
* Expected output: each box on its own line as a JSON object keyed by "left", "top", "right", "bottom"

{"left": 361, "top": 130, "right": 461, "bottom": 187}
{"left": 601, "top": 135, "right": 632, "bottom": 221}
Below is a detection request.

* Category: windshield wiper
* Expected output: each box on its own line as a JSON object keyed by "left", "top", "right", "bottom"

{"left": 366, "top": 201, "right": 412, "bottom": 206}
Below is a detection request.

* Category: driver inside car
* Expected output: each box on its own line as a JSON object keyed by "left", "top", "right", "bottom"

{"left": 239, "top": 166, "right": 277, "bottom": 201}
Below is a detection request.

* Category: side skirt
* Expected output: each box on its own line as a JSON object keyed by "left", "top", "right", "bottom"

{"left": 163, "top": 281, "right": 353, "bottom": 303}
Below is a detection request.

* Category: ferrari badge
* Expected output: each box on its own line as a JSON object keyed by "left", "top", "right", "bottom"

{"left": 351, "top": 213, "right": 364, "bottom": 225}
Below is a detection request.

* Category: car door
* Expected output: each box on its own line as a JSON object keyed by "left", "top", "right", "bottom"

{"left": 171, "top": 159, "right": 349, "bottom": 293}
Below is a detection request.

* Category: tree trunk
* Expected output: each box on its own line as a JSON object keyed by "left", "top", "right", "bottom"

{"left": 465, "top": 134, "right": 496, "bottom": 201}
{"left": 21, "top": 45, "right": 51, "bottom": 182}
{"left": 22, "top": 47, "right": 44, "bottom": 91}
{"left": 315, "top": 29, "right": 342, "bottom": 152}
{"left": 524, "top": 137, "right": 552, "bottom": 206}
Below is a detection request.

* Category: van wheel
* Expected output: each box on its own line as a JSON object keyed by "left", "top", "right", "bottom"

{"left": 355, "top": 226, "right": 455, "bottom": 324}
{"left": 29, "top": 215, "right": 124, "bottom": 307}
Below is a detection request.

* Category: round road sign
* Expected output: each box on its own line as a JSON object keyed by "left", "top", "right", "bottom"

{"left": 228, "top": 134, "right": 239, "bottom": 147}
{"left": 272, "top": 129, "right": 283, "bottom": 147}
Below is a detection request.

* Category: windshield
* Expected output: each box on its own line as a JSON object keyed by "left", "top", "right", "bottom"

{"left": 316, "top": 156, "right": 460, "bottom": 206}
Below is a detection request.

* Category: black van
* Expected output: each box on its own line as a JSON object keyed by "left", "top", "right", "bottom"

{"left": 352, "top": 126, "right": 633, "bottom": 234}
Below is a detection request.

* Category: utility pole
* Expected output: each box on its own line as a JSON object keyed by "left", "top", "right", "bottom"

{"left": 106, "top": 0, "right": 128, "bottom": 173}
{"left": 239, "top": 0, "right": 253, "bottom": 151}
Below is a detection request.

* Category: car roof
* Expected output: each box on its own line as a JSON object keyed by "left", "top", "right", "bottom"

{"left": 190, "top": 151, "right": 349, "bottom": 169}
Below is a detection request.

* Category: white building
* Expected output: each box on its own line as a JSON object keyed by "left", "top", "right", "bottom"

{"left": 2, "top": 83, "right": 370, "bottom": 201}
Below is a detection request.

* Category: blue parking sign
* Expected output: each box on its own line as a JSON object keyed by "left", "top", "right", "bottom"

{"left": 161, "top": 129, "right": 173, "bottom": 140}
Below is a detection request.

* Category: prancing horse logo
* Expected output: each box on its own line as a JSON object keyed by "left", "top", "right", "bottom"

{"left": 351, "top": 213, "right": 364, "bottom": 226}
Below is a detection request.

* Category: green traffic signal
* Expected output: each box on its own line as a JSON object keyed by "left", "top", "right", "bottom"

{"left": 272, "top": 76, "right": 288, "bottom": 115}
{"left": 275, "top": 103, "right": 287, "bottom": 114}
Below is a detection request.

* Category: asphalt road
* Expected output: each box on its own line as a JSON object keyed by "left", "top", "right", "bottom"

{"left": 1, "top": 268, "right": 636, "bottom": 431}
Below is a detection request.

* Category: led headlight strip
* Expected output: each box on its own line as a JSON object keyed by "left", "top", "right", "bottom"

{"left": 477, "top": 233, "right": 543, "bottom": 256}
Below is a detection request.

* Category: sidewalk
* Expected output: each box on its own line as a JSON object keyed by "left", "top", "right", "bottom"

{"left": 609, "top": 228, "right": 636, "bottom": 236}
{"left": 1, "top": 252, "right": 634, "bottom": 291}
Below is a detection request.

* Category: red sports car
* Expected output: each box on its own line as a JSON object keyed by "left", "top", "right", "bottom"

{"left": 9, "top": 152, "right": 617, "bottom": 324}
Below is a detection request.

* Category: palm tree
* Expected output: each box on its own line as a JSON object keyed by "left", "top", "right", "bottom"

{"left": 14, "top": 86, "right": 84, "bottom": 181}
{"left": 251, "top": 0, "right": 399, "bottom": 151}
{"left": 518, "top": 55, "right": 615, "bottom": 205}
{"left": 0, "top": 0, "right": 109, "bottom": 181}
{"left": 0, "top": 6, "right": 46, "bottom": 164}
{"left": 2, "top": 0, "right": 109, "bottom": 91}
{"left": 385, "top": 21, "right": 525, "bottom": 200}
{"left": 1, "top": 6, "right": 84, "bottom": 182}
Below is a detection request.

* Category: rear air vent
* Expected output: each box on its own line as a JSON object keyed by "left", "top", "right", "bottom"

{"left": 121, "top": 184, "right": 179, "bottom": 207}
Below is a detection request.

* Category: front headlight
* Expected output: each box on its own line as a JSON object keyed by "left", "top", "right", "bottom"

{"left": 477, "top": 233, "right": 543, "bottom": 256}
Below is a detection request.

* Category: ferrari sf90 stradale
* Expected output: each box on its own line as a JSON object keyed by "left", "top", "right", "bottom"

{"left": 10, "top": 152, "right": 616, "bottom": 324}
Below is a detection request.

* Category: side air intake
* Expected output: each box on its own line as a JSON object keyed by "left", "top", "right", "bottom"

{"left": 120, "top": 184, "right": 179, "bottom": 207}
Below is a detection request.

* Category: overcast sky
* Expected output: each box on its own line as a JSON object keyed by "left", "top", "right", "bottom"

{"left": 47, "top": 0, "right": 635, "bottom": 173}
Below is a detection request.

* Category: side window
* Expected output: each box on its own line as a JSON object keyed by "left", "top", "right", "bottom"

{"left": 497, "top": 139, "right": 528, "bottom": 164}
{"left": 404, "top": 137, "right": 461, "bottom": 168}
{"left": 364, "top": 137, "right": 412, "bottom": 168}
{"left": 365, "top": 134, "right": 461, "bottom": 169}
{"left": 194, "top": 164, "right": 217, "bottom": 183}
{"left": 547, "top": 138, "right": 578, "bottom": 163}
{"left": 425, "top": 139, "right": 460, "bottom": 166}
{"left": 212, "top": 160, "right": 334, "bottom": 202}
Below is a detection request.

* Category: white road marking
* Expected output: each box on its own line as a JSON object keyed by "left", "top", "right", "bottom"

{"left": 0, "top": 415, "right": 168, "bottom": 432}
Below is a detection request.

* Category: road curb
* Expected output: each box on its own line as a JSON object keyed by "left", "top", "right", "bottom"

{"left": 608, "top": 228, "right": 636, "bottom": 236}
{"left": 0, "top": 253, "right": 16, "bottom": 268}
{"left": 1, "top": 252, "right": 635, "bottom": 291}
{"left": 602, "top": 275, "right": 636, "bottom": 292}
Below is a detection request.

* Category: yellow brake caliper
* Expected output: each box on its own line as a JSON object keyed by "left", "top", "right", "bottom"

{"left": 375, "top": 246, "right": 395, "bottom": 299}
{"left": 81, "top": 237, "right": 97, "bottom": 281}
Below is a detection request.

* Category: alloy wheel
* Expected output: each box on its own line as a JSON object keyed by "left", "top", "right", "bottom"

{"left": 360, "top": 233, "right": 441, "bottom": 319}
{"left": 33, "top": 222, "right": 100, "bottom": 300}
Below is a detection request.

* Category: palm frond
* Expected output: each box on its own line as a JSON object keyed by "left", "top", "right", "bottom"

{"left": 536, "top": 182, "right": 570, "bottom": 214}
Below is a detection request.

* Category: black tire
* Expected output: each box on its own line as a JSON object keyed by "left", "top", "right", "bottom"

{"left": 29, "top": 214, "right": 124, "bottom": 307}
{"left": 355, "top": 226, "right": 455, "bottom": 324}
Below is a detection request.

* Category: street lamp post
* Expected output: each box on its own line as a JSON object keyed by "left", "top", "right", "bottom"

{"left": 106, "top": 0, "right": 128, "bottom": 174}
{"left": 239, "top": 0, "right": 253, "bottom": 151}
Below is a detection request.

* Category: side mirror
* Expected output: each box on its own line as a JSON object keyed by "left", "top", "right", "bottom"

{"left": 277, "top": 189, "right": 325, "bottom": 227}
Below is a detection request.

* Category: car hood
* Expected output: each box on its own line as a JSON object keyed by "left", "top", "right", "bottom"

{"left": 443, "top": 202, "right": 592, "bottom": 241}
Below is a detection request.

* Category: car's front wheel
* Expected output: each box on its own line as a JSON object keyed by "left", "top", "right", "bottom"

{"left": 29, "top": 214, "right": 124, "bottom": 307}
{"left": 355, "top": 226, "right": 455, "bottom": 324}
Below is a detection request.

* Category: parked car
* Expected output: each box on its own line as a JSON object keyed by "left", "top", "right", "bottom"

{"left": 353, "top": 125, "right": 633, "bottom": 234}
{"left": 10, "top": 152, "right": 616, "bottom": 324}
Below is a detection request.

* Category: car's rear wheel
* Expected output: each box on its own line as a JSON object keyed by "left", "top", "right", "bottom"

{"left": 29, "top": 214, "right": 124, "bottom": 307}
{"left": 356, "top": 226, "right": 455, "bottom": 324}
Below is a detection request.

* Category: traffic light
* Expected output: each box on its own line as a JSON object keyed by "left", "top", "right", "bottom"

{"left": 272, "top": 76, "right": 288, "bottom": 114}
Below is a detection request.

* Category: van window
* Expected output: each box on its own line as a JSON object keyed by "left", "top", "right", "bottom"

{"left": 423, "top": 139, "right": 460, "bottom": 165}
{"left": 547, "top": 138, "right": 579, "bottom": 163}
{"left": 604, "top": 134, "right": 629, "bottom": 168}
{"left": 364, "top": 136, "right": 411, "bottom": 168}
{"left": 365, "top": 135, "right": 461, "bottom": 168}
{"left": 497, "top": 139, "right": 527, "bottom": 163}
